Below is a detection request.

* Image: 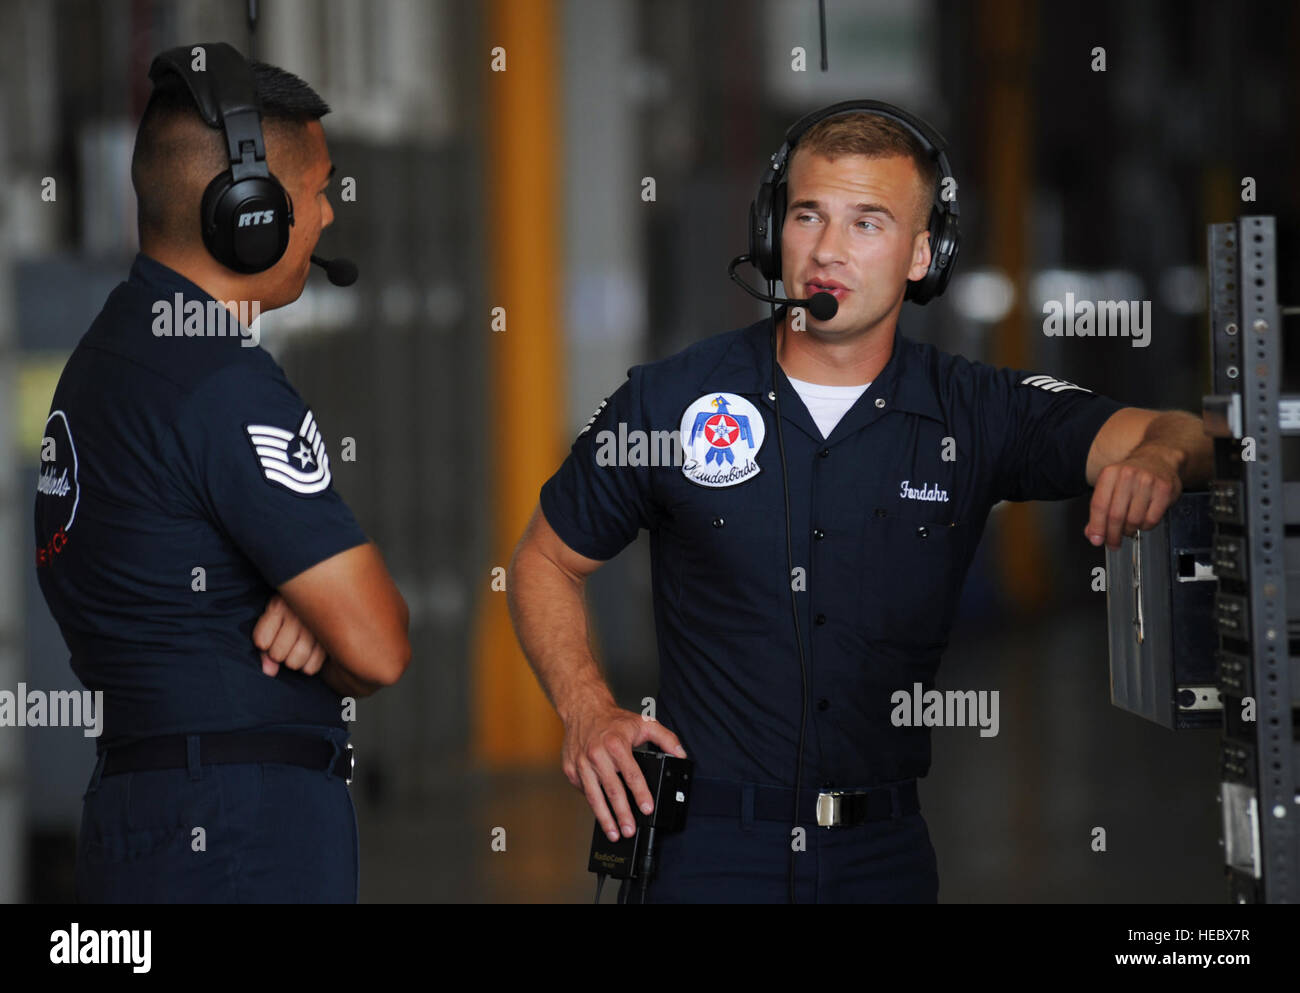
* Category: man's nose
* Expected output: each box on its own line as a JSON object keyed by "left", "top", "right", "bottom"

{"left": 322, "top": 198, "right": 335, "bottom": 229}
{"left": 812, "top": 221, "right": 847, "bottom": 264}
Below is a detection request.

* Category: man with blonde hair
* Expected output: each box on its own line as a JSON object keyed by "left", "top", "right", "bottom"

{"left": 509, "top": 101, "right": 1212, "bottom": 903}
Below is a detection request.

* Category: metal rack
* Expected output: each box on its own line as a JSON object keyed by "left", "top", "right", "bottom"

{"left": 1202, "top": 215, "right": 1300, "bottom": 903}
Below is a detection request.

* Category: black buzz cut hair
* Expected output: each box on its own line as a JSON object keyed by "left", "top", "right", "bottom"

{"left": 131, "top": 58, "right": 331, "bottom": 249}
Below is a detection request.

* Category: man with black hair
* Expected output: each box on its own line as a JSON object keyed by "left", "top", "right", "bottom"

{"left": 34, "top": 47, "right": 409, "bottom": 903}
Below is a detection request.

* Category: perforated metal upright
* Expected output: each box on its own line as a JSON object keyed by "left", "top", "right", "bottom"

{"left": 1203, "top": 215, "right": 1300, "bottom": 903}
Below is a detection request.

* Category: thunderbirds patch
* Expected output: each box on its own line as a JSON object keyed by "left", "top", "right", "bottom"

{"left": 679, "top": 392, "right": 764, "bottom": 488}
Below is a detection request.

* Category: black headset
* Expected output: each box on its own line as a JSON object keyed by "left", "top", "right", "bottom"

{"left": 147, "top": 42, "right": 293, "bottom": 274}
{"left": 748, "top": 99, "right": 960, "bottom": 305}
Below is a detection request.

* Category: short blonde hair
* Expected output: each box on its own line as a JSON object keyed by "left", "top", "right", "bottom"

{"left": 791, "top": 112, "right": 937, "bottom": 232}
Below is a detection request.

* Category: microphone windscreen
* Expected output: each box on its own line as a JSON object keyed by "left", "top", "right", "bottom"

{"left": 325, "top": 257, "right": 358, "bottom": 287}
{"left": 807, "top": 292, "right": 838, "bottom": 321}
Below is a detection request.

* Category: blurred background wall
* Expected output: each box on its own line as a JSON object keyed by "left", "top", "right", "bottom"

{"left": 1, "top": 0, "right": 1297, "bottom": 903}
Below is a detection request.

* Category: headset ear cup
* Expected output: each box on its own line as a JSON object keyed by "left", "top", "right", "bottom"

{"left": 769, "top": 181, "right": 786, "bottom": 283}
{"left": 202, "top": 174, "right": 291, "bottom": 274}
{"left": 905, "top": 203, "right": 960, "bottom": 305}
{"left": 752, "top": 181, "right": 780, "bottom": 281}
{"left": 200, "top": 171, "right": 234, "bottom": 267}
{"left": 931, "top": 213, "right": 960, "bottom": 299}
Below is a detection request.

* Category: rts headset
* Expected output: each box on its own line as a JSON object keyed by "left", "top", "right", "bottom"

{"left": 147, "top": 42, "right": 293, "bottom": 274}
{"left": 747, "top": 98, "right": 961, "bottom": 305}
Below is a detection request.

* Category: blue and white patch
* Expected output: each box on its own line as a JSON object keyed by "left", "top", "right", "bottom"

{"left": 679, "top": 392, "right": 765, "bottom": 488}
{"left": 36, "top": 410, "right": 81, "bottom": 532}
{"left": 245, "top": 409, "right": 332, "bottom": 495}
{"left": 35, "top": 409, "right": 81, "bottom": 567}
{"left": 1020, "top": 374, "right": 1091, "bottom": 394}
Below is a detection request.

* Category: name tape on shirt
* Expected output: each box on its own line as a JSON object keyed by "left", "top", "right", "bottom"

{"left": 679, "top": 392, "right": 765, "bottom": 488}
{"left": 245, "top": 409, "right": 332, "bottom": 496}
{"left": 1019, "top": 374, "right": 1091, "bottom": 394}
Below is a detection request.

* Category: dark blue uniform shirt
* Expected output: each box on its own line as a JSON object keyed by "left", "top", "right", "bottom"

{"left": 541, "top": 314, "right": 1125, "bottom": 789}
{"left": 35, "top": 254, "right": 367, "bottom": 748}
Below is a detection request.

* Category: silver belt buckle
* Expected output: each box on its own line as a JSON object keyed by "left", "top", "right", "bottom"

{"left": 345, "top": 742, "right": 355, "bottom": 786}
{"left": 816, "top": 791, "right": 843, "bottom": 828}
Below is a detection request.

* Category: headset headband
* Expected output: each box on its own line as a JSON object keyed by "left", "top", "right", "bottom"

{"left": 768, "top": 99, "right": 958, "bottom": 220}
{"left": 147, "top": 43, "right": 270, "bottom": 185}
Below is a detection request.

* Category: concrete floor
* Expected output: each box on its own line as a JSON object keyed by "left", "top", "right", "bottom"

{"left": 356, "top": 605, "right": 1228, "bottom": 903}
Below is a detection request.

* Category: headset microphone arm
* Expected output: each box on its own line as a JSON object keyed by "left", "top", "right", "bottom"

{"left": 727, "top": 255, "right": 838, "bottom": 321}
{"left": 727, "top": 254, "right": 765, "bottom": 301}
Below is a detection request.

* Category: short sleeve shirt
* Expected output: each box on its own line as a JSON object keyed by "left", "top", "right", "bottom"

{"left": 541, "top": 314, "right": 1125, "bottom": 788}
{"left": 34, "top": 254, "right": 368, "bottom": 747}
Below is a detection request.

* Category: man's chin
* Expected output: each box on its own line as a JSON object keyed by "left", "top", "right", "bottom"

{"left": 807, "top": 310, "right": 888, "bottom": 341}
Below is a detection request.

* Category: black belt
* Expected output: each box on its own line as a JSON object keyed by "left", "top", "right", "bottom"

{"left": 689, "top": 779, "right": 919, "bottom": 827}
{"left": 100, "top": 731, "right": 354, "bottom": 784}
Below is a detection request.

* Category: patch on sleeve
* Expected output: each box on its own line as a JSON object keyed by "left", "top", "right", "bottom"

{"left": 577, "top": 398, "right": 609, "bottom": 437}
{"left": 244, "top": 409, "right": 332, "bottom": 495}
{"left": 1019, "top": 374, "right": 1091, "bottom": 394}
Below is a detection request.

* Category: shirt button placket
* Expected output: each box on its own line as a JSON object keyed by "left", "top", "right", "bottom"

{"left": 810, "top": 443, "right": 830, "bottom": 631}
{"left": 808, "top": 436, "right": 830, "bottom": 727}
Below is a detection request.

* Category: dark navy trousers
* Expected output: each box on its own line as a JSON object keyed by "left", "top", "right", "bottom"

{"left": 75, "top": 725, "right": 358, "bottom": 903}
{"left": 619, "top": 778, "right": 939, "bottom": 904}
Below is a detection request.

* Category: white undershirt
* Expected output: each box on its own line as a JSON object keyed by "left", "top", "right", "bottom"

{"left": 785, "top": 376, "right": 872, "bottom": 439}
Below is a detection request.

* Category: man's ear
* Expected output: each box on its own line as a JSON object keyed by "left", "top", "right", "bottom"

{"left": 909, "top": 228, "right": 932, "bottom": 281}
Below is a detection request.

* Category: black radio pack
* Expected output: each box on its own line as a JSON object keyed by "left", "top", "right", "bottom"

{"left": 587, "top": 747, "right": 693, "bottom": 902}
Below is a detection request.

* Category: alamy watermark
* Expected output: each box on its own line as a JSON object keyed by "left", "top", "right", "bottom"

{"left": 151, "top": 294, "right": 261, "bottom": 347}
{"left": 594, "top": 423, "right": 685, "bottom": 467}
{"left": 1, "top": 684, "right": 103, "bottom": 737}
{"left": 50, "top": 924, "right": 150, "bottom": 973}
{"left": 1042, "top": 293, "right": 1151, "bottom": 348}
{"left": 890, "top": 682, "right": 999, "bottom": 737}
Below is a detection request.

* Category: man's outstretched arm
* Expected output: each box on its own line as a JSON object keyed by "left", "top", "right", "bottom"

{"left": 1084, "top": 407, "right": 1215, "bottom": 548}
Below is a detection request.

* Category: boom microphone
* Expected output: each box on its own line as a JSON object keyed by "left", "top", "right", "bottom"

{"left": 311, "top": 254, "right": 358, "bottom": 287}
{"left": 727, "top": 255, "right": 837, "bottom": 321}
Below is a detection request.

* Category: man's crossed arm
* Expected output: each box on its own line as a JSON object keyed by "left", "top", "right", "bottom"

{"left": 252, "top": 542, "right": 411, "bottom": 698}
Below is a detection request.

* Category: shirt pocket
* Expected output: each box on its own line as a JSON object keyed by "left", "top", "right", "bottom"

{"left": 856, "top": 506, "right": 970, "bottom": 649}
{"left": 661, "top": 488, "right": 783, "bottom": 637}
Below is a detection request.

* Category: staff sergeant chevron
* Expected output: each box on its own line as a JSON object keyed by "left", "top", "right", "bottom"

{"left": 1019, "top": 374, "right": 1091, "bottom": 394}
{"left": 244, "top": 409, "right": 332, "bottom": 496}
